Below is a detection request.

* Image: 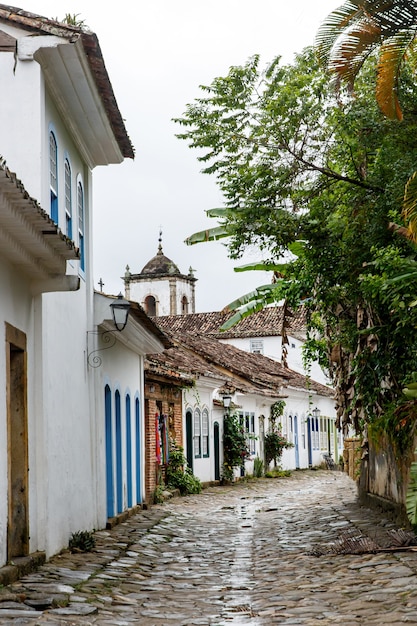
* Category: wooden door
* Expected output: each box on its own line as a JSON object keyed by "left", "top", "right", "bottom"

{"left": 6, "top": 323, "right": 28, "bottom": 559}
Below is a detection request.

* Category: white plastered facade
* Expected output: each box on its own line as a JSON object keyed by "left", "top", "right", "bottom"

{"left": 0, "top": 18, "right": 139, "bottom": 565}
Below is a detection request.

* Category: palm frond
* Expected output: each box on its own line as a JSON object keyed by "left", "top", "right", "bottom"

{"left": 328, "top": 21, "right": 381, "bottom": 88}
{"left": 316, "top": 1, "right": 368, "bottom": 67}
{"left": 376, "top": 32, "right": 415, "bottom": 120}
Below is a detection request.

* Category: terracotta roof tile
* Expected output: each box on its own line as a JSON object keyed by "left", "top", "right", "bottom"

{"left": 156, "top": 305, "right": 307, "bottom": 338}
{"left": 147, "top": 330, "right": 334, "bottom": 399}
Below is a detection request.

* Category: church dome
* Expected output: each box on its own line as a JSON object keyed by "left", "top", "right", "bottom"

{"left": 140, "top": 235, "right": 180, "bottom": 276}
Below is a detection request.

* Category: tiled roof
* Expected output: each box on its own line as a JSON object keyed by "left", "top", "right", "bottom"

{"left": 156, "top": 305, "right": 307, "bottom": 339}
{"left": 147, "top": 330, "right": 334, "bottom": 399}
{"left": 0, "top": 5, "right": 134, "bottom": 159}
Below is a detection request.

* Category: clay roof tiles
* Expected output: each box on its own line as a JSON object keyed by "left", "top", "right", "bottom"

{"left": 147, "top": 329, "right": 334, "bottom": 399}
{"left": 156, "top": 305, "right": 307, "bottom": 339}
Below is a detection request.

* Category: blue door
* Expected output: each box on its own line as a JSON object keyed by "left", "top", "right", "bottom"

{"left": 294, "top": 415, "right": 300, "bottom": 469}
{"left": 135, "top": 397, "right": 141, "bottom": 504}
{"left": 115, "top": 390, "right": 123, "bottom": 514}
{"left": 126, "top": 395, "right": 133, "bottom": 508}
{"left": 105, "top": 385, "right": 114, "bottom": 518}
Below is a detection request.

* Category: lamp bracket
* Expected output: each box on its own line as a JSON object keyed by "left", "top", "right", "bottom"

{"left": 87, "top": 329, "right": 119, "bottom": 369}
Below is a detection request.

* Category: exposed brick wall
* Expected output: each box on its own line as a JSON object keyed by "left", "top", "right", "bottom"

{"left": 144, "top": 381, "right": 183, "bottom": 502}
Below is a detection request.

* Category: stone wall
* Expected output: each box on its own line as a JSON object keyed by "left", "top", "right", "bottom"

{"left": 357, "top": 432, "right": 412, "bottom": 526}
{"left": 343, "top": 437, "right": 361, "bottom": 481}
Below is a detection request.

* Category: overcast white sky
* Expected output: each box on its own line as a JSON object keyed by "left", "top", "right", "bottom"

{"left": 21, "top": 1, "right": 340, "bottom": 311}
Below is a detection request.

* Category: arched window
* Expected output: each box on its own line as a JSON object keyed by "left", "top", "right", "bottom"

{"left": 202, "top": 408, "right": 209, "bottom": 457}
{"left": 49, "top": 131, "right": 58, "bottom": 223}
{"left": 193, "top": 408, "right": 201, "bottom": 458}
{"left": 145, "top": 295, "right": 156, "bottom": 316}
{"left": 181, "top": 296, "right": 189, "bottom": 315}
{"left": 64, "top": 158, "right": 72, "bottom": 239}
{"left": 77, "top": 179, "right": 85, "bottom": 271}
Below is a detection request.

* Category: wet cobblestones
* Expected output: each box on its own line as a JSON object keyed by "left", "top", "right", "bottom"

{"left": 2, "top": 470, "right": 417, "bottom": 624}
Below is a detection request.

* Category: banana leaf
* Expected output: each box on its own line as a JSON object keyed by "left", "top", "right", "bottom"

{"left": 184, "top": 225, "right": 230, "bottom": 246}
{"left": 406, "top": 452, "right": 417, "bottom": 528}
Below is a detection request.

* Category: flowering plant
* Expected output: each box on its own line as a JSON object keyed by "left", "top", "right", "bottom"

{"left": 265, "top": 427, "right": 293, "bottom": 467}
{"left": 222, "top": 412, "right": 250, "bottom": 481}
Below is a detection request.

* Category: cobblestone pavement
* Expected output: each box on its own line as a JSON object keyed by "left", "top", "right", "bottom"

{"left": 2, "top": 470, "right": 417, "bottom": 625}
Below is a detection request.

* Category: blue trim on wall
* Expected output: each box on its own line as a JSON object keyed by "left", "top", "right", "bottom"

{"left": 126, "top": 394, "right": 133, "bottom": 508}
{"left": 115, "top": 390, "right": 123, "bottom": 514}
{"left": 104, "top": 385, "right": 114, "bottom": 518}
{"left": 135, "top": 397, "right": 141, "bottom": 504}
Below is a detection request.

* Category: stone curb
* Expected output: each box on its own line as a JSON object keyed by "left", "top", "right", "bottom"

{"left": 0, "top": 552, "right": 46, "bottom": 587}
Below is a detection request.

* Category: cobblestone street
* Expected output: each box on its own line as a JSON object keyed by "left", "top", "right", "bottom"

{"left": 2, "top": 470, "right": 417, "bottom": 625}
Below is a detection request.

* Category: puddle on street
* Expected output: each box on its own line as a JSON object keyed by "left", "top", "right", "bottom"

{"left": 221, "top": 502, "right": 261, "bottom": 625}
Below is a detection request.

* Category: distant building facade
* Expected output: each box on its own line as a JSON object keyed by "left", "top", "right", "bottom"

{"left": 124, "top": 233, "right": 197, "bottom": 316}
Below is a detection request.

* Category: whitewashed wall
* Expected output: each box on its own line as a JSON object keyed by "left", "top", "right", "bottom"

{"left": 0, "top": 27, "right": 44, "bottom": 197}
{"left": 0, "top": 263, "right": 34, "bottom": 567}
{"left": 0, "top": 28, "right": 98, "bottom": 560}
{"left": 184, "top": 383, "right": 218, "bottom": 483}
{"left": 93, "top": 338, "right": 144, "bottom": 527}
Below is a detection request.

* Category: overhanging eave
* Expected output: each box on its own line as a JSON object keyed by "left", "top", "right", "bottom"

{"left": 0, "top": 158, "right": 80, "bottom": 284}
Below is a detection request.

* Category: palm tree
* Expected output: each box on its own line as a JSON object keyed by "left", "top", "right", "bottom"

{"left": 316, "top": 1, "right": 417, "bottom": 239}
{"left": 316, "top": 1, "right": 417, "bottom": 121}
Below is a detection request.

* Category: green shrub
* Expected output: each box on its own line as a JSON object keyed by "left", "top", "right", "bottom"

{"left": 166, "top": 443, "right": 202, "bottom": 495}
{"left": 69, "top": 530, "right": 96, "bottom": 553}
{"left": 265, "top": 468, "right": 292, "bottom": 478}
{"left": 253, "top": 456, "right": 264, "bottom": 477}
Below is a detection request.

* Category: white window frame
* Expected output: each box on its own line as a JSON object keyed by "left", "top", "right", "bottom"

{"left": 64, "top": 157, "right": 72, "bottom": 239}
{"left": 49, "top": 129, "right": 58, "bottom": 223}
{"left": 193, "top": 408, "right": 201, "bottom": 458}
{"left": 250, "top": 339, "right": 264, "bottom": 354}
{"left": 77, "top": 177, "right": 85, "bottom": 272}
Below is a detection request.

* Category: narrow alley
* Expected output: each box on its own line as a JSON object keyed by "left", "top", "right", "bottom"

{"left": 2, "top": 471, "right": 417, "bottom": 625}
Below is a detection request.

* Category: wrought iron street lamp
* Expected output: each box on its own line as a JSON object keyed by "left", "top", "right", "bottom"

{"left": 110, "top": 293, "right": 131, "bottom": 331}
{"left": 87, "top": 294, "right": 131, "bottom": 368}
{"left": 222, "top": 394, "right": 232, "bottom": 411}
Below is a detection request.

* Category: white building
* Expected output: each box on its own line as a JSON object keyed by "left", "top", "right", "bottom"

{"left": 128, "top": 242, "right": 340, "bottom": 481}
{"left": 147, "top": 329, "right": 339, "bottom": 483}
{"left": 124, "top": 234, "right": 197, "bottom": 316}
{"left": 0, "top": 6, "right": 153, "bottom": 568}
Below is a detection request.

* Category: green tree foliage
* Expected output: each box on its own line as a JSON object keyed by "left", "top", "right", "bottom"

{"left": 175, "top": 48, "right": 417, "bottom": 437}
{"left": 223, "top": 413, "right": 250, "bottom": 481}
